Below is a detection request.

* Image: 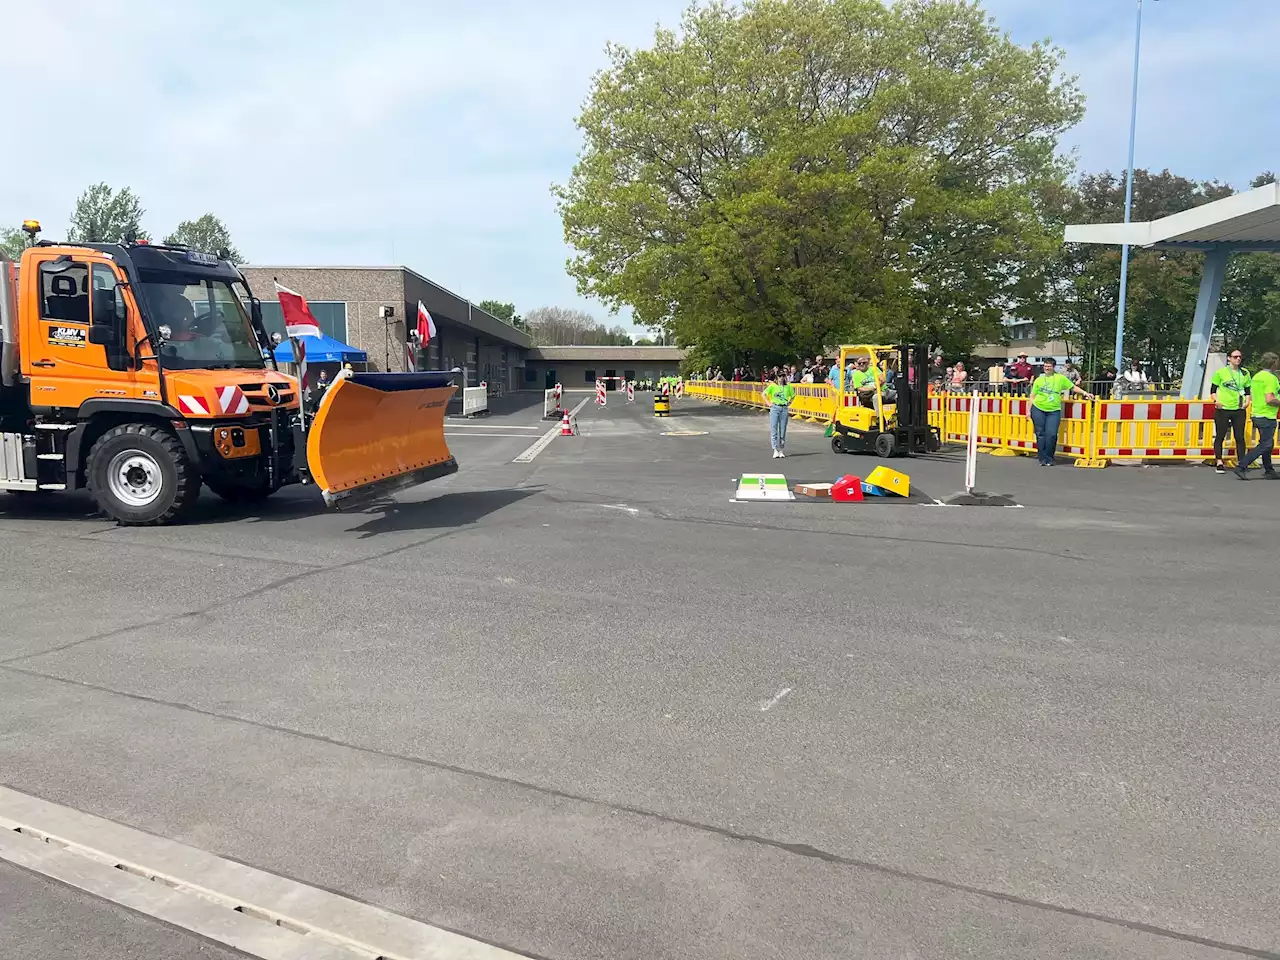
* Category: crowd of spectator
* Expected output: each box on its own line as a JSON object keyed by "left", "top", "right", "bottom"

{"left": 693, "top": 353, "right": 1166, "bottom": 397}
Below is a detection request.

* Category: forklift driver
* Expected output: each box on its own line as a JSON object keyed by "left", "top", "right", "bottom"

{"left": 849, "top": 356, "right": 878, "bottom": 408}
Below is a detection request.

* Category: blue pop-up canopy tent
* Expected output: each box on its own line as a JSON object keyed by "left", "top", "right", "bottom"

{"left": 272, "top": 333, "right": 367, "bottom": 365}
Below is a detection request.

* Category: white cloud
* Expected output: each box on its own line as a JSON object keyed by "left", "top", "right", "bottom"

{"left": 2, "top": 0, "right": 1275, "bottom": 334}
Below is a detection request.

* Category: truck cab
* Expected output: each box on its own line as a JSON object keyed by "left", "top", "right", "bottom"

{"left": 1, "top": 236, "right": 302, "bottom": 523}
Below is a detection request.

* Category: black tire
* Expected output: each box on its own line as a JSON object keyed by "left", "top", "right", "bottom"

{"left": 875, "top": 432, "right": 897, "bottom": 458}
{"left": 925, "top": 433, "right": 941, "bottom": 453}
{"left": 831, "top": 434, "right": 845, "bottom": 454}
{"left": 205, "top": 480, "right": 274, "bottom": 504}
{"left": 86, "top": 423, "right": 201, "bottom": 525}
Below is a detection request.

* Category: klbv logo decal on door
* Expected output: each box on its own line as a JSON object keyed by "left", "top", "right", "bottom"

{"left": 47, "top": 325, "right": 87, "bottom": 347}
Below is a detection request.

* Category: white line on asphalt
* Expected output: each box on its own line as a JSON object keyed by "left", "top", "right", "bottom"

{"left": 0, "top": 786, "right": 523, "bottom": 960}
{"left": 512, "top": 397, "right": 590, "bottom": 463}
{"left": 599, "top": 504, "right": 640, "bottom": 516}
{"left": 447, "top": 432, "right": 554, "bottom": 438}
{"left": 444, "top": 423, "right": 543, "bottom": 430}
{"left": 759, "top": 687, "right": 793, "bottom": 712}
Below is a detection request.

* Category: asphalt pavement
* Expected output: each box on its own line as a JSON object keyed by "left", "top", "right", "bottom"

{"left": 0, "top": 392, "right": 1277, "bottom": 960}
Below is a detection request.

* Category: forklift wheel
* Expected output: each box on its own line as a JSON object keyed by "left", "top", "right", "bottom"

{"left": 831, "top": 435, "right": 845, "bottom": 454}
{"left": 874, "top": 433, "right": 897, "bottom": 458}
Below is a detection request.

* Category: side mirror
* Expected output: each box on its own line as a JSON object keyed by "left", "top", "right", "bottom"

{"left": 92, "top": 288, "right": 118, "bottom": 327}
{"left": 88, "top": 325, "right": 114, "bottom": 345}
{"left": 270, "top": 332, "right": 284, "bottom": 346}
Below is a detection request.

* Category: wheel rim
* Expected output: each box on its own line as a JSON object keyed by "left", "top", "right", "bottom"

{"left": 106, "top": 450, "right": 164, "bottom": 507}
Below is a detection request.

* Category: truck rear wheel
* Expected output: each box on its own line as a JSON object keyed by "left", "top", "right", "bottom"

{"left": 87, "top": 424, "right": 201, "bottom": 525}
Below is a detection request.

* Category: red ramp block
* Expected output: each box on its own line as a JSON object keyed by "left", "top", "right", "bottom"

{"left": 831, "top": 475, "right": 864, "bottom": 502}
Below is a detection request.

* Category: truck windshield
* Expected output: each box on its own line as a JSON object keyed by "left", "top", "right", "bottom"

{"left": 139, "top": 273, "right": 265, "bottom": 370}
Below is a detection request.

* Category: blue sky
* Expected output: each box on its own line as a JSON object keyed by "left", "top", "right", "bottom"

{"left": 1, "top": 0, "right": 1275, "bottom": 334}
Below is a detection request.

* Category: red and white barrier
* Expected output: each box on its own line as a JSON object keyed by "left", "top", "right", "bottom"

{"left": 626, "top": 382, "right": 635, "bottom": 403}
{"left": 595, "top": 379, "right": 607, "bottom": 406}
{"left": 675, "top": 380, "right": 684, "bottom": 399}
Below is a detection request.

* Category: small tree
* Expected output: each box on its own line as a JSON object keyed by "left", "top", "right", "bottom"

{"left": 67, "top": 183, "right": 150, "bottom": 243}
{"left": 0, "top": 226, "right": 25, "bottom": 261}
{"left": 165, "top": 213, "right": 242, "bottom": 262}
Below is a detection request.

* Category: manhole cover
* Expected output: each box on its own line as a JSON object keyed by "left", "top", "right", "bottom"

{"left": 663, "top": 430, "right": 708, "bottom": 436}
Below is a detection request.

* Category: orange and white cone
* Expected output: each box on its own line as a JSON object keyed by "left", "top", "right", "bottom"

{"left": 560, "top": 411, "right": 575, "bottom": 436}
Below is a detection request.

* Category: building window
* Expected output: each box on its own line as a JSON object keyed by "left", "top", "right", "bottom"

{"left": 524, "top": 367, "right": 537, "bottom": 383}
{"left": 584, "top": 369, "right": 596, "bottom": 383}
{"left": 258, "top": 300, "right": 348, "bottom": 342}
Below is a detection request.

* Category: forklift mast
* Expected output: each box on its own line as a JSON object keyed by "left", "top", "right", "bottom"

{"left": 898, "top": 343, "right": 930, "bottom": 429}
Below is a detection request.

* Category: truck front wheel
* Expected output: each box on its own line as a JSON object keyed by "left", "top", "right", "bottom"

{"left": 87, "top": 424, "right": 201, "bottom": 525}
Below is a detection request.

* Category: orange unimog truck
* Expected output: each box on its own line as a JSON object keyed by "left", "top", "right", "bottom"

{"left": 0, "top": 223, "right": 458, "bottom": 525}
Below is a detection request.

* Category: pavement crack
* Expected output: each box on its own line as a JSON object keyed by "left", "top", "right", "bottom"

{"left": 0, "top": 529, "right": 463, "bottom": 667}
{"left": 1, "top": 664, "right": 1273, "bottom": 960}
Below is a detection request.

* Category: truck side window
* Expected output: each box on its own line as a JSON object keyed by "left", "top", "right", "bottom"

{"left": 40, "top": 262, "right": 90, "bottom": 323}
{"left": 90, "top": 264, "right": 128, "bottom": 371}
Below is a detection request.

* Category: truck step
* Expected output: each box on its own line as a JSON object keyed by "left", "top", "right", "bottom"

{"left": 36, "top": 453, "right": 64, "bottom": 460}
{"left": 0, "top": 481, "right": 39, "bottom": 492}
{"left": 37, "top": 483, "right": 67, "bottom": 490}
{"left": 34, "top": 423, "right": 76, "bottom": 431}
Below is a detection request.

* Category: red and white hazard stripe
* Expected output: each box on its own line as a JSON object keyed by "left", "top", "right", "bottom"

{"left": 216, "top": 385, "right": 250, "bottom": 415}
{"left": 1097, "top": 401, "right": 1214, "bottom": 421}
{"left": 177, "top": 395, "right": 208, "bottom": 416}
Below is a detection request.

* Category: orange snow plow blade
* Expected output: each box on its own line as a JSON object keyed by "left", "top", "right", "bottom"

{"left": 305, "top": 372, "right": 458, "bottom": 508}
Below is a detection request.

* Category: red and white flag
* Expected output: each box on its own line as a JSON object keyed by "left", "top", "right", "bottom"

{"left": 416, "top": 300, "right": 436, "bottom": 345}
{"left": 274, "top": 281, "right": 320, "bottom": 338}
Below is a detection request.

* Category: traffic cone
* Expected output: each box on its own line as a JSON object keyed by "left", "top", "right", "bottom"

{"left": 560, "top": 411, "right": 575, "bottom": 436}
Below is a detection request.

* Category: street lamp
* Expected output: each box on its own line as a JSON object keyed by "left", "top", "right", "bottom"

{"left": 1114, "top": 0, "right": 1157, "bottom": 371}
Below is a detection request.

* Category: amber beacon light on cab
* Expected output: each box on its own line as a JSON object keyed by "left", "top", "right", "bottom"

{"left": 0, "top": 222, "right": 458, "bottom": 525}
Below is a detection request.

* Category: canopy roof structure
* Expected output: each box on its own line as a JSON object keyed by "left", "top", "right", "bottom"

{"left": 272, "top": 332, "right": 367, "bottom": 365}
{"left": 1065, "top": 181, "right": 1280, "bottom": 253}
{"left": 1063, "top": 181, "right": 1280, "bottom": 398}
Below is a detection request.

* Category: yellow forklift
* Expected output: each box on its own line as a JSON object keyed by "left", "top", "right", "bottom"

{"left": 828, "top": 343, "right": 940, "bottom": 458}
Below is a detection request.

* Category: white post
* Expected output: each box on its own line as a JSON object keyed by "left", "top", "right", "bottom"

{"left": 964, "top": 388, "right": 979, "bottom": 494}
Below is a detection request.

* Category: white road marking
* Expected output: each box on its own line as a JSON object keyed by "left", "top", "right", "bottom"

{"left": 759, "top": 687, "right": 793, "bottom": 712}
{"left": 599, "top": 504, "right": 640, "bottom": 516}
{"left": 0, "top": 786, "right": 521, "bottom": 960}
{"left": 444, "top": 423, "right": 542, "bottom": 430}
{"left": 512, "top": 397, "right": 590, "bottom": 463}
{"left": 447, "top": 432, "right": 552, "bottom": 438}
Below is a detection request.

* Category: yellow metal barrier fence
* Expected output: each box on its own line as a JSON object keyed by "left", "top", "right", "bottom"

{"left": 686, "top": 381, "right": 1280, "bottom": 467}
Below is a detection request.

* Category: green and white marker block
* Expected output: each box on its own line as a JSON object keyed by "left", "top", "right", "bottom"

{"left": 734, "top": 474, "right": 795, "bottom": 501}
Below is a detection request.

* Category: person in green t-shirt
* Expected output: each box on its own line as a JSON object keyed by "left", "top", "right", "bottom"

{"left": 762, "top": 371, "right": 797, "bottom": 457}
{"left": 848, "top": 355, "right": 878, "bottom": 408}
{"left": 1211, "top": 349, "right": 1251, "bottom": 472}
{"left": 1028, "top": 359, "right": 1094, "bottom": 466}
{"left": 1234, "top": 351, "right": 1280, "bottom": 480}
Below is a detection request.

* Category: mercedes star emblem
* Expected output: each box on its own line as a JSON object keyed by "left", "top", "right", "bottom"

{"left": 265, "top": 383, "right": 280, "bottom": 404}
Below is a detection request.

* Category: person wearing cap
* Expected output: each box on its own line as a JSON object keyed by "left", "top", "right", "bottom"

{"left": 1211, "top": 348, "right": 1251, "bottom": 473}
{"left": 1008, "top": 353, "right": 1033, "bottom": 395}
{"left": 762, "top": 370, "right": 796, "bottom": 458}
{"left": 1029, "top": 359, "right": 1093, "bottom": 466}
{"left": 1233, "top": 351, "right": 1280, "bottom": 480}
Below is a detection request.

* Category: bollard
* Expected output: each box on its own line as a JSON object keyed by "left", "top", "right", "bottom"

{"left": 654, "top": 392, "right": 670, "bottom": 417}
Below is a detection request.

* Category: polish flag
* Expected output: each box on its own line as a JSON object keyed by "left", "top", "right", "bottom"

{"left": 416, "top": 300, "right": 436, "bottom": 345}
{"left": 274, "top": 281, "right": 320, "bottom": 338}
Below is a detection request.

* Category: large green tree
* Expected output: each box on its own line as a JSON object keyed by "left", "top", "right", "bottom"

{"left": 164, "top": 213, "right": 242, "bottom": 262}
{"left": 555, "top": 0, "right": 1083, "bottom": 362}
{"left": 67, "top": 183, "right": 150, "bottom": 244}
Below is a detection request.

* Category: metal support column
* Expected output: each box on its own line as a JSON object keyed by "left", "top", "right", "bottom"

{"left": 1179, "top": 247, "right": 1229, "bottom": 399}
